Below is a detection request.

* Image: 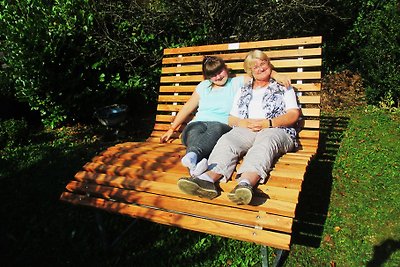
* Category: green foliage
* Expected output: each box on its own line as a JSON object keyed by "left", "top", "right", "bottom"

{"left": 0, "top": 118, "right": 28, "bottom": 148}
{"left": 87, "top": 0, "right": 211, "bottom": 104}
{"left": 166, "top": 0, "right": 343, "bottom": 42}
{"left": 1, "top": 0, "right": 397, "bottom": 129}
{"left": 344, "top": 0, "right": 400, "bottom": 105}
{"left": 0, "top": 0, "right": 213, "bottom": 128}
{"left": 0, "top": 0, "right": 96, "bottom": 128}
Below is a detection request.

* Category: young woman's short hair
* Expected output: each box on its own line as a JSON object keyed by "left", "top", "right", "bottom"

{"left": 243, "top": 50, "right": 273, "bottom": 76}
{"left": 202, "top": 56, "right": 227, "bottom": 79}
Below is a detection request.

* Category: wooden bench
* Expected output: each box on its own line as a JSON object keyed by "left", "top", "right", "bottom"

{"left": 60, "top": 36, "right": 322, "bottom": 264}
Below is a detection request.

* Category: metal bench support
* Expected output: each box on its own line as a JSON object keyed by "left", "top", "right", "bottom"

{"left": 96, "top": 211, "right": 137, "bottom": 251}
{"left": 261, "top": 246, "right": 288, "bottom": 267}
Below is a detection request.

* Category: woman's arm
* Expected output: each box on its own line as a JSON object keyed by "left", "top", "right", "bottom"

{"left": 160, "top": 91, "right": 200, "bottom": 143}
{"left": 228, "top": 115, "right": 249, "bottom": 128}
{"left": 243, "top": 109, "right": 301, "bottom": 132}
{"left": 271, "top": 70, "right": 291, "bottom": 88}
{"left": 269, "top": 108, "right": 301, "bottom": 127}
{"left": 243, "top": 70, "right": 291, "bottom": 88}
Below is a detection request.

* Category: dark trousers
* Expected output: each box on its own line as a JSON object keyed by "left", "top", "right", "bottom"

{"left": 181, "top": 121, "right": 232, "bottom": 161}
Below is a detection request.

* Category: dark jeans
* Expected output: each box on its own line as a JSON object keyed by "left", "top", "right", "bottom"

{"left": 181, "top": 121, "right": 232, "bottom": 161}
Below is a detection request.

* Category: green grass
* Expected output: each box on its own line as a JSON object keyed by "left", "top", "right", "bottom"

{"left": 288, "top": 107, "right": 400, "bottom": 266}
{"left": 0, "top": 107, "right": 399, "bottom": 266}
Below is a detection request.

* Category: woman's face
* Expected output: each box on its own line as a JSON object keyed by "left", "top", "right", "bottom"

{"left": 251, "top": 59, "right": 272, "bottom": 81}
{"left": 210, "top": 68, "right": 228, "bottom": 86}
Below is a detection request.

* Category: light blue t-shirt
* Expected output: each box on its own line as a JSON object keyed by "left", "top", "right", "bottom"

{"left": 192, "top": 76, "right": 245, "bottom": 124}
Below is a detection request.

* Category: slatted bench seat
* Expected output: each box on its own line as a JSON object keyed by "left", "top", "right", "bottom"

{"left": 60, "top": 36, "right": 322, "bottom": 263}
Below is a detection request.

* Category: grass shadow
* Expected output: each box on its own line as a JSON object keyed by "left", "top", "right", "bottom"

{"left": 292, "top": 115, "right": 350, "bottom": 247}
{"left": 367, "top": 238, "right": 400, "bottom": 267}
{"left": 0, "top": 125, "right": 142, "bottom": 266}
{"left": 0, "top": 113, "right": 231, "bottom": 266}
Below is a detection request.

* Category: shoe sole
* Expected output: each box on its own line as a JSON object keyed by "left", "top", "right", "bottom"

{"left": 178, "top": 179, "right": 218, "bottom": 199}
{"left": 227, "top": 187, "right": 252, "bottom": 205}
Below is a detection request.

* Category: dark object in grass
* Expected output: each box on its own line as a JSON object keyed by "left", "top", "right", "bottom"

{"left": 94, "top": 104, "right": 128, "bottom": 139}
{"left": 94, "top": 104, "right": 128, "bottom": 127}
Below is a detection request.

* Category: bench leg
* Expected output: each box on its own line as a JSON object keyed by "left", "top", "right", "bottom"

{"left": 272, "top": 249, "right": 288, "bottom": 267}
{"left": 95, "top": 211, "right": 137, "bottom": 251}
{"left": 261, "top": 246, "right": 288, "bottom": 267}
{"left": 261, "top": 245, "right": 270, "bottom": 267}
{"left": 96, "top": 211, "right": 108, "bottom": 250}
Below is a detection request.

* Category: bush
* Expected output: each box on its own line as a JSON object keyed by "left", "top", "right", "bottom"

{"left": 0, "top": 0, "right": 212, "bottom": 127}
{"left": 0, "top": 118, "right": 29, "bottom": 148}
{"left": 1, "top": 0, "right": 385, "bottom": 128}
{"left": 0, "top": 0, "right": 96, "bottom": 128}
{"left": 344, "top": 0, "right": 400, "bottom": 106}
{"left": 86, "top": 0, "right": 211, "bottom": 110}
{"left": 322, "top": 70, "right": 366, "bottom": 112}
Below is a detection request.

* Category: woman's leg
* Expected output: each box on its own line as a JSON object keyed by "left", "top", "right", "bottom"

{"left": 181, "top": 121, "right": 232, "bottom": 160}
{"left": 238, "top": 128, "right": 294, "bottom": 183}
{"left": 207, "top": 127, "right": 256, "bottom": 181}
{"left": 178, "top": 127, "right": 254, "bottom": 199}
{"left": 227, "top": 129, "right": 293, "bottom": 205}
{"left": 180, "top": 121, "right": 231, "bottom": 171}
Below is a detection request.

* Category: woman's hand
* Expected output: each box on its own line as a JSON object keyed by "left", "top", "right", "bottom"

{"left": 160, "top": 128, "right": 174, "bottom": 143}
{"left": 160, "top": 91, "right": 200, "bottom": 143}
{"left": 229, "top": 116, "right": 269, "bottom": 132}
{"left": 246, "top": 119, "right": 267, "bottom": 132}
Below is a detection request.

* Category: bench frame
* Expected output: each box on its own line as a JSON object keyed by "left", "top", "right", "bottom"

{"left": 60, "top": 36, "right": 322, "bottom": 266}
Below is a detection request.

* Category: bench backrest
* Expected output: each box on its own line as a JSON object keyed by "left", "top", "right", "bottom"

{"left": 147, "top": 36, "right": 322, "bottom": 145}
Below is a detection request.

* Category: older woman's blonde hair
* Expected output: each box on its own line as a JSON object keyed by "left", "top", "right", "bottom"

{"left": 243, "top": 50, "right": 273, "bottom": 76}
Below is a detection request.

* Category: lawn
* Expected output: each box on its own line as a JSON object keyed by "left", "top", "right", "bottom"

{"left": 0, "top": 106, "right": 399, "bottom": 266}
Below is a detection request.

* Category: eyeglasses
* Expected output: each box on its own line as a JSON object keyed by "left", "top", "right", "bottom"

{"left": 252, "top": 60, "right": 270, "bottom": 72}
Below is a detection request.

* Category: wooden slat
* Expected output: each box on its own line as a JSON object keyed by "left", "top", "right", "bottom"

{"left": 156, "top": 105, "right": 321, "bottom": 116}
{"left": 60, "top": 192, "right": 291, "bottom": 250}
{"left": 154, "top": 114, "right": 319, "bottom": 128}
{"left": 153, "top": 117, "right": 319, "bottom": 130}
{"left": 75, "top": 166, "right": 300, "bottom": 204}
{"left": 157, "top": 95, "right": 320, "bottom": 105}
{"left": 159, "top": 85, "right": 197, "bottom": 93}
{"left": 303, "top": 120, "right": 320, "bottom": 129}
{"left": 164, "top": 36, "right": 322, "bottom": 55}
{"left": 292, "top": 83, "right": 321, "bottom": 91}
{"left": 73, "top": 171, "right": 297, "bottom": 217}
{"left": 298, "top": 95, "right": 320, "bottom": 104}
{"left": 76, "top": 164, "right": 299, "bottom": 205}
{"left": 301, "top": 108, "right": 320, "bottom": 117}
{"left": 160, "top": 72, "right": 321, "bottom": 83}
{"left": 66, "top": 181, "right": 294, "bottom": 233}
{"left": 146, "top": 129, "right": 321, "bottom": 143}
{"left": 298, "top": 130, "right": 320, "bottom": 139}
{"left": 160, "top": 83, "right": 321, "bottom": 94}
{"left": 159, "top": 83, "right": 321, "bottom": 93}
{"left": 161, "top": 58, "right": 321, "bottom": 74}
{"left": 162, "top": 48, "right": 322, "bottom": 64}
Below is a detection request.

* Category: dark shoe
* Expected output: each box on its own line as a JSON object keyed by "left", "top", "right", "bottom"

{"left": 227, "top": 184, "right": 253, "bottom": 205}
{"left": 177, "top": 177, "right": 218, "bottom": 199}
